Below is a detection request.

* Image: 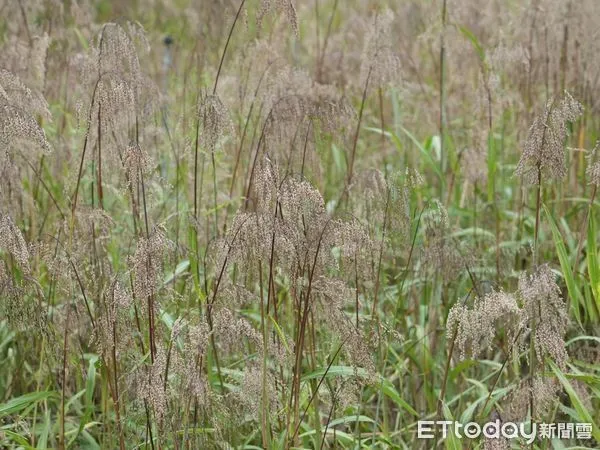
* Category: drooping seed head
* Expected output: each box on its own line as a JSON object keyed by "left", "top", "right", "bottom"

{"left": 515, "top": 91, "right": 583, "bottom": 184}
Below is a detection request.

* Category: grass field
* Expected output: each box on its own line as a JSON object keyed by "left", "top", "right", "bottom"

{"left": 0, "top": 0, "right": 599, "bottom": 448}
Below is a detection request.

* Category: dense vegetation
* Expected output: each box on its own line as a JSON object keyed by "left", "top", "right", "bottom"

{"left": 0, "top": 0, "right": 599, "bottom": 448}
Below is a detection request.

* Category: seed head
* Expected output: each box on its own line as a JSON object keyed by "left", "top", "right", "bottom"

{"left": 504, "top": 376, "right": 559, "bottom": 423}
{"left": 518, "top": 264, "right": 569, "bottom": 368}
{"left": 131, "top": 226, "right": 174, "bottom": 301}
{"left": 585, "top": 140, "right": 600, "bottom": 186}
{"left": 134, "top": 344, "right": 168, "bottom": 424}
{"left": 447, "top": 290, "right": 523, "bottom": 360}
{"left": 421, "top": 200, "right": 466, "bottom": 280}
{"left": 171, "top": 319, "right": 212, "bottom": 399}
{"left": 94, "top": 280, "right": 134, "bottom": 356}
{"left": 95, "top": 22, "right": 143, "bottom": 86}
{"left": 0, "top": 69, "right": 51, "bottom": 120}
{"left": 462, "top": 144, "right": 488, "bottom": 186}
{"left": 123, "top": 142, "right": 153, "bottom": 189}
{"left": 515, "top": 91, "right": 583, "bottom": 184}
{"left": 0, "top": 103, "right": 51, "bottom": 154}
{"left": 197, "top": 94, "right": 233, "bottom": 153}
{"left": 237, "top": 364, "right": 282, "bottom": 421}
{"left": 257, "top": 0, "right": 299, "bottom": 36}
{"left": 360, "top": 9, "right": 401, "bottom": 88}
{"left": 0, "top": 265, "right": 46, "bottom": 332}
{"left": 0, "top": 213, "right": 30, "bottom": 272}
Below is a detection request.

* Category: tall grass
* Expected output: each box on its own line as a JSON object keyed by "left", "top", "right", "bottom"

{"left": 0, "top": 1, "right": 599, "bottom": 449}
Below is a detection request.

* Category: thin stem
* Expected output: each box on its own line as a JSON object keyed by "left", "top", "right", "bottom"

{"left": 319, "top": 396, "right": 336, "bottom": 450}
{"left": 17, "top": 0, "right": 32, "bottom": 46}
{"left": 574, "top": 184, "right": 597, "bottom": 273}
{"left": 258, "top": 258, "right": 270, "bottom": 449}
{"left": 439, "top": 0, "right": 448, "bottom": 198}
{"left": 59, "top": 303, "right": 70, "bottom": 450}
{"left": 479, "top": 327, "right": 525, "bottom": 420}
{"left": 533, "top": 167, "right": 542, "bottom": 267}
{"left": 19, "top": 152, "right": 66, "bottom": 220}
{"left": 338, "top": 66, "right": 371, "bottom": 209}
{"left": 348, "top": 66, "right": 371, "bottom": 187}
{"left": 228, "top": 63, "right": 272, "bottom": 202}
{"left": 434, "top": 289, "right": 474, "bottom": 448}
{"left": 72, "top": 77, "right": 102, "bottom": 217}
{"left": 300, "top": 120, "right": 313, "bottom": 179}
{"left": 292, "top": 342, "right": 345, "bottom": 443}
{"left": 371, "top": 185, "right": 390, "bottom": 321}
{"left": 354, "top": 256, "right": 359, "bottom": 328}
{"left": 465, "top": 326, "right": 526, "bottom": 450}
{"left": 97, "top": 101, "right": 104, "bottom": 209}
{"left": 316, "top": 0, "right": 339, "bottom": 82}
{"left": 110, "top": 291, "right": 125, "bottom": 450}
{"left": 290, "top": 220, "right": 332, "bottom": 445}
{"left": 193, "top": 102, "right": 201, "bottom": 218}
{"left": 211, "top": 151, "right": 219, "bottom": 235}
{"left": 213, "top": 0, "right": 246, "bottom": 95}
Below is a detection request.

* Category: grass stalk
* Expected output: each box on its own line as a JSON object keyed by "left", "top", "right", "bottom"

{"left": 439, "top": 0, "right": 447, "bottom": 198}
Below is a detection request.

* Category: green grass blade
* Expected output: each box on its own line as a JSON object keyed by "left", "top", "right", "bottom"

{"left": 549, "top": 360, "right": 600, "bottom": 442}
{"left": 366, "top": 126, "right": 443, "bottom": 181}
{"left": 36, "top": 409, "right": 51, "bottom": 449}
{"left": 0, "top": 391, "right": 56, "bottom": 418}
{"left": 70, "top": 354, "right": 98, "bottom": 447}
{"left": 442, "top": 403, "right": 461, "bottom": 450}
{"left": 544, "top": 205, "right": 583, "bottom": 325}
{"left": 587, "top": 213, "right": 600, "bottom": 317}
{"left": 380, "top": 379, "right": 419, "bottom": 417}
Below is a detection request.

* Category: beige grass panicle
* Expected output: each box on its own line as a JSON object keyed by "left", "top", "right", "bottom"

{"left": 515, "top": 91, "right": 583, "bottom": 184}
{"left": 518, "top": 264, "right": 569, "bottom": 368}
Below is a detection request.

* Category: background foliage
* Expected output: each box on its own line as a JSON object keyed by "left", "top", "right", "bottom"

{"left": 0, "top": 0, "right": 599, "bottom": 448}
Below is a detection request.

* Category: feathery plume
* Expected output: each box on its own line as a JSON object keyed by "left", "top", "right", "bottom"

{"left": 197, "top": 94, "right": 233, "bottom": 153}
{"left": 518, "top": 264, "right": 570, "bottom": 368}
{"left": 257, "top": 0, "right": 299, "bottom": 36}
{"left": 0, "top": 69, "right": 51, "bottom": 120}
{"left": 515, "top": 91, "right": 583, "bottom": 183}
{"left": 447, "top": 290, "right": 523, "bottom": 360}
{"left": 123, "top": 142, "right": 153, "bottom": 189}
{"left": 0, "top": 213, "right": 30, "bottom": 272}
{"left": 585, "top": 140, "right": 600, "bottom": 186}
{"left": 360, "top": 8, "right": 401, "bottom": 88}
{"left": 132, "top": 226, "right": 174, "bottom": 301}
